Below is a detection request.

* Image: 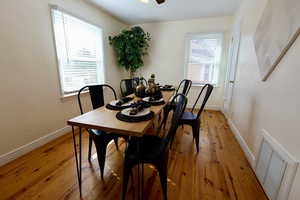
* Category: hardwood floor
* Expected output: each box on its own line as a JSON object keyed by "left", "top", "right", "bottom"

{"left": 0, "top": 111, "right": 268, "bottom": 200}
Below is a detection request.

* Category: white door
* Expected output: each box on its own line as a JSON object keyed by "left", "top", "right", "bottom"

{"left": 224, "top": 21, "right": 241, "bottom": 116}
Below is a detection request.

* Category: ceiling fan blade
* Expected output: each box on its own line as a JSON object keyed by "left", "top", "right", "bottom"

{"left": 156, "top": 0, "right": 165, "bottom": 4}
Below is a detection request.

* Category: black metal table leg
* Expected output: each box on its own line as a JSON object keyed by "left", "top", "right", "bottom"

{"left": 79, "top": 127, "right": 82, "bottom": 196}
{"left": 141, "top": 137, "right": 144, "bottom": 200}
{"left": 137, "top": 137, "right": 140, "bottom": 200}
{"left": 142, "top": 162, "right": 144, "bottom": 200}
{"left": 136, "top": 136, "right": 144, "bottom": 200}
{"left": 137, "top": 162, "right": 140, "bottom": 200}
{"left": 72, "top": 126, "right": 82, "bottom": 197}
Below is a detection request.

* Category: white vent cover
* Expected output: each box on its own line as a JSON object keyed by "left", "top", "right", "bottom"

{"left": 255, "top": 130, "right": 299, "bottom": 200}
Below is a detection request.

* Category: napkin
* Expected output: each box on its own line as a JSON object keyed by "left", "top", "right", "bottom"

{"left": 116, "top": 97, "right": 133, "bottom": 106}
{"left": 129, "top": 105, "right": 144, "bottom": 115}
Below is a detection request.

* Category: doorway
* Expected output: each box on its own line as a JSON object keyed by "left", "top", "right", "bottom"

{"left": 223, "top": 21, "right": 242, "bottom": 116}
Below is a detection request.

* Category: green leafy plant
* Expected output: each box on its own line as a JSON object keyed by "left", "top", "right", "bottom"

{"left": 109, "top": 26, "right": 151, "bottom": 75}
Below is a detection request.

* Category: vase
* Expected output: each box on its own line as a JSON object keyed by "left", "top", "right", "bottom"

{"left": 135, "top": 78, "right": 146, "bottom": 98}
{"left": 145, "top": 74, "right": 159, "bottom": 96}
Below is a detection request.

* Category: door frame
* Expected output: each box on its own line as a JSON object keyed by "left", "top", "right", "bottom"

{"left": 223, "top": 20, "right": 242, "bottom": 116}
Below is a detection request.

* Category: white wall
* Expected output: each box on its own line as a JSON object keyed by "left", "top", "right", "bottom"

{"left": 228, "top": 0, "right": 300, "bottom": 199}
{"left": 0, "top": 0, "right": 126, "bottom": 162}
{"left": 134, "top": 17, "right": 233, "bottom": 109}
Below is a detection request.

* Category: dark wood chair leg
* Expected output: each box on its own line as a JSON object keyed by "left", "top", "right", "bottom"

{"left": 192, "top": 121, "right": 200, "bottom": 152}
{"left": 88, "top": 134, "right": 93, "bottom": 162}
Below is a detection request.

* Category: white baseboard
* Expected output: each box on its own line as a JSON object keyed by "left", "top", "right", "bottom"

{"left": 187, "top": 104, "right": 221, "bottom": 111}
{"left": 0, "top": 126, "right": 71, "bottom": 167}
{"left": 226, "top": 116, "right": 256, "bottom": 168}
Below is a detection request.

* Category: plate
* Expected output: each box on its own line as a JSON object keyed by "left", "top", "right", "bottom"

{"left": 121, "top": 108, "right": 151, "bottom": 117}
{"left": 142, "top": 97, "right": 164, "bottom": 103}
{"left": 109, "top": 100, "right": 132, "bottom": 107}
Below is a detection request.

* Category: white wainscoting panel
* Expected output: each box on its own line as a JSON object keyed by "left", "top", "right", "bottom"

{"left": 256, "top": 129, "right": 299, "bottom": 200}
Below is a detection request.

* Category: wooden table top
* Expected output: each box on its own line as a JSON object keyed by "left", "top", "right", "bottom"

{"left": 67, "top": 91, "right": 174, "bottom": 137}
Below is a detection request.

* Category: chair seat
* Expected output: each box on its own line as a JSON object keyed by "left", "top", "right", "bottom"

{"left": 181, "top": 112, "right": 198, "bottom": 121}
{"left": 89, "top": 129, "right": 126, "bottom": 139}
{"left": 89, "top": 129, "right": 107, "bottom": 136}
{"left": 125, "top": 135, "right": 167, "bottom": 163}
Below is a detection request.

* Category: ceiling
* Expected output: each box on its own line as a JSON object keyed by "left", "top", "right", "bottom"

{"left": 87, "top": 0, "right": 241, "bottom": 25}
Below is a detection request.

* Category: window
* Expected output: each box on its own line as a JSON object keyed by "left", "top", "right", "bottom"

{"left": 185, "top": 33, "right": 223, "bottom": 86}
{"left": 51, "top": 7, "right": 104, "bottom": 95}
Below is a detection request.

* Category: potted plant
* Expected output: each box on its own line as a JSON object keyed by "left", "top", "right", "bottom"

{"left": 109, "top": 26, "right": 151, "bottom": 77}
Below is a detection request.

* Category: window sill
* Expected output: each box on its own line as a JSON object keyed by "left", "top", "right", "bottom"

{"left": 191, "top": 83, "right": 219, "bottom": 88}
{"left": 60, "top": 90, "right": 89, "bottom": 101}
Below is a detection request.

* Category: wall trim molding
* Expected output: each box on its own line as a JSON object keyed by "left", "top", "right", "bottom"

{"left": 0, "top": 126, "right": 71, "bottom": 167}
{"left": 225, "top": 114, "right": 256, "bottom": 168}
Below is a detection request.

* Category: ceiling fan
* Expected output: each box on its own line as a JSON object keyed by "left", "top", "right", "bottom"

{"left": 155, "top": 0, "right": 165, "bottom": 4}
{"left": 140, "top": 0, "right": 165, "bottom": 4}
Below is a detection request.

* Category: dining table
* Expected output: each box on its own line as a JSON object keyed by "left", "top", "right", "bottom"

{"left": 67, "top": 90, "right": 174, "bottom": 198}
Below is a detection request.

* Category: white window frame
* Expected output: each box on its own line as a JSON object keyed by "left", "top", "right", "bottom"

{"left": 184, "top": 32, "right": 224, "bottom": 87}
{"left": 50, "top": 5, "right": 106, "bottom": 97}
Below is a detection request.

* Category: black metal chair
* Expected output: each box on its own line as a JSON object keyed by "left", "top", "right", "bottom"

{"left": 175, "top": 79, "right": 192, "bottom": 95}
{"left": 178, "top": 84, "right": 213, "bottom": 152}
{"left": 120, "top": 78, "right": 139, "bottom": 97}
{"left": 77, "top": 84, "right": 125, "bottom": 180}
{"left": 161, "top": 79, "right": 192, "bottom": 128}
{"left": 122, "top": 94, "right": 188, "bottom": 200}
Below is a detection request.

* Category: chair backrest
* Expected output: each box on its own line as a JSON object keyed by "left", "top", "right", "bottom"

{"left": 164, "top": 94, "right": 188, "bottom": 148}
{"left": 120, "top": 79, "right": 139, "bottom": 97}
{"left": 191, "top": 84, "right": 214, "bottom": 119}
{"left": 176, "top": 79, "right": 192, "bottom": 96}
{"left": 77, "top": 84, "right": 117, "bottom": 114}
{"left": 133, "top": 77, "right": 148, "bottom": 86}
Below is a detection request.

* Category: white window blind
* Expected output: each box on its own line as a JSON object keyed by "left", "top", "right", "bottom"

{"left": 51, "top": 7, "right": 104, "bottom": 95}
{"left": 185, "top": 33, "right": 223, "bottom": 85}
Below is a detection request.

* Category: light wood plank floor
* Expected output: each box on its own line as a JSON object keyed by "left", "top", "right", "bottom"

{"left": 0, "top": 111, "right": 268, "bottom": 200}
